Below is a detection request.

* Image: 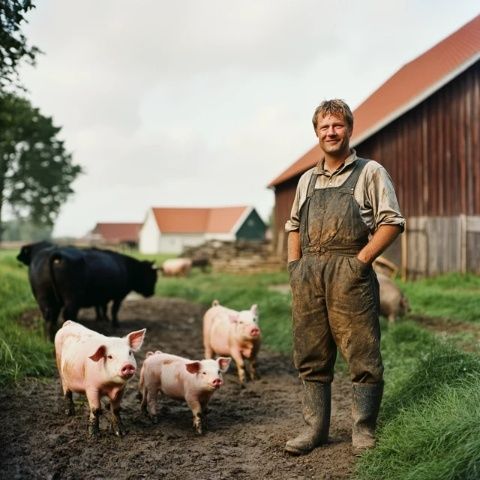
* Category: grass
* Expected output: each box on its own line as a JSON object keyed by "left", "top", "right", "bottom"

{"left": 0, "top": 249, "right": 55, "bottom": 386}
{"left": 2, "top": 245, "right": 480, "bottom": 478}
{"left": 355, "top": 323, "right": 480, "bottom": 479}
{"left": 399, "top": 273, "right": 480, "bottom": 323}
{"left": 125, "top": 250, "right": 173, "bottom": 266}
{"left": 358, "top": 382, "right": 480, "bottom": 480}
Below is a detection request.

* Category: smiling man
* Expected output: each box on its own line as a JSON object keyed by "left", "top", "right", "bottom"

{"left": 284, "top": 99, "right": 405, "bottom": 455}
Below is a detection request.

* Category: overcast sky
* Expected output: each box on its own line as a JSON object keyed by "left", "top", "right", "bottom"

{"left": 19, "top": 1, "right": 479, "bottom": 237}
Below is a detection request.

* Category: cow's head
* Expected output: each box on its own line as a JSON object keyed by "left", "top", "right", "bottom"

{"left": 17, "top": 241, "right": 54, "bottom": 266}
{"left": 133, "top": 260, "right": 158, "bottom": 297}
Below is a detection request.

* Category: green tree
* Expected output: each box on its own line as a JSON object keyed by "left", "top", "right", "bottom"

{"left": 1, "top": 217, "right": 51, "bottom": 241}
{"left": 0, "top": 0, "right": 39, "bottom": 88}
{"left": 0, "top": 93, "right": 82, "bottom": 240}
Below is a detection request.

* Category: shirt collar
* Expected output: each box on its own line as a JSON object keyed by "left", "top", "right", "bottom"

{"left": 314, "top": 149, "right": 358, "bottom": 175}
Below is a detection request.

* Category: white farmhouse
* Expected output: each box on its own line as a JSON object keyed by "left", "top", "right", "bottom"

{"left": 139, "top": 206, "right": 267, "bottom": 254}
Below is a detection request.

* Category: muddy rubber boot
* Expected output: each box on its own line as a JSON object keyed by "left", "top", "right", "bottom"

{"left": 285, "top": 382, "right": 331, "bottom": 455}
{"left": 351, "top": 382, "right": 383, "bottom": 455}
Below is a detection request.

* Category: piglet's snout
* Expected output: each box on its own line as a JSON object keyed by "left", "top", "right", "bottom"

{"left": 121, "top": 363, "right": 136, "bottom": 379}
{"left": 211, "top": 378, "right": 223, "bottom": 389}
{"left": 250, "top": 327, "right": 260, "bottom": 337}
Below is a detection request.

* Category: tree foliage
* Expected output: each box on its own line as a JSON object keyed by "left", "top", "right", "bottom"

{"left": 1, "top": 217, "right": 51, "bottom": 241}
{"left": 0, "top": 93, "right": 82, "bottom": 238}
{"left": 0, "top": 0, "right": 39, "bottom": 88}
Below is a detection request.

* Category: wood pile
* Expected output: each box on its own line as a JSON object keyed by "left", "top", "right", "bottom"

{"left": 181, "top": 241, "right": 400, "bottom": 276}
{"left": 181, "top": 240, "right": 284, "bottom": 274}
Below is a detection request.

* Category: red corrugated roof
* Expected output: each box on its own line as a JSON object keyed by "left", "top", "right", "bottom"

{"left": 268, "top": 14, "right": 480, "bottom": 187}
{"left": 151, "top": 206, "right": 250, "bottom": 234}
{"left": 91, "top": 223, "right": 142, "bottom": 242}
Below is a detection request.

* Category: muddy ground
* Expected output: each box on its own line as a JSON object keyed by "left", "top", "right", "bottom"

{"left": 0, "top": 297, "right": 357, "bottom": 480}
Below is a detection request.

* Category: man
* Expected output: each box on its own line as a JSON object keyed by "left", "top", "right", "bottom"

{"left": 285, "top": 99, "right": 404, "bottom": 456}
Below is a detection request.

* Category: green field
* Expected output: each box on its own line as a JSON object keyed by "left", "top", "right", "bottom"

{"left": 1, "top": 247, "right": 480, "bottom": 479}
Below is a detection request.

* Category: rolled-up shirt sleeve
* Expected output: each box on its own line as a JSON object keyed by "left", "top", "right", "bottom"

{"left": 366, "top": 164, "right": 405, "bottom": 232}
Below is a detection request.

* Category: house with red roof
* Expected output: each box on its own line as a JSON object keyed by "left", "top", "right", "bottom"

{"left": 139, "top": 206, "right": 267, "bottom": 254}
{"left": 87, "top": 222, "right": 142, "bottom": 247}
{"left": 269, "top": 14, "right": 480, "bottom": 278}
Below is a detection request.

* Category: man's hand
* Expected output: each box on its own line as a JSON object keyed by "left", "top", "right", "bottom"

{"left": 357, "top": 225, "right": 402, "bottom": 265}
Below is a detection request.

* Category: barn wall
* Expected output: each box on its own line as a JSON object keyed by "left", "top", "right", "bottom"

{"left": 357, "top": 61, "right": 480, "bottom": 218}
{"left": 139, "top": 211, "right": 160, "bottom": 254}
{"left": 405, "top": 215, "right": 480, "bottom": 278}
{"left": 205, "top": 233, "right": 235, "bottom": 242}
{"left": 159, "top": 234, "right": 206, "bottom": 254}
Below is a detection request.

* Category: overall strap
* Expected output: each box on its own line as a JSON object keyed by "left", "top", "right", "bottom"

{"left": 306, "top": 172, "right": 318, "bottom": 199}
{"left": 339, "top": 158, "right": 369, "bottom": 194}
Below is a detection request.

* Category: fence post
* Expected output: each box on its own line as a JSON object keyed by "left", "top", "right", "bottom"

{"left": 460, "top": 214, "right": 467, "bottom": 274}
{"left": 401, "top": 222, "right": 408, "bottom": 281}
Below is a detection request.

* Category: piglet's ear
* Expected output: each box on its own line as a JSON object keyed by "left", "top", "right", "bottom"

{"left": 127, "top": 328, "right": 146, "bottom": 351}
{"left": 251, "top": 304, "right": 258, "bottom": 315}
{"left": 217, "top": 357, "right": 231, "bottom": 373}
{"left": 229, "top": 314, "right": 239, "bottom": 324}
{"left": 89, "top": 345, "right": 106, "bottom": 362}
{"left": 185, "top": 362, "right": 201, "bottom": 374}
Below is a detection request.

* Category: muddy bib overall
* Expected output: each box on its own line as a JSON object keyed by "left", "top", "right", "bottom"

{"left": 289, "top": 159, "right": 383, "bottom": 384}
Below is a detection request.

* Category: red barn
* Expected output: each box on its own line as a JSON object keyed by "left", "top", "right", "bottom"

{"left": 88, "top": 222, "right": 142, "bottom": 248}
{"left": 269, "top": 15, "right": 480, "bottom": 278}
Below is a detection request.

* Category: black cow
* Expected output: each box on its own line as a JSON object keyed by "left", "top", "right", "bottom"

{"left": 17, "top": 242, "right": 158, "bottom": 340}
{"left": 18, "top": 242, "right": 108, "bottom": 323}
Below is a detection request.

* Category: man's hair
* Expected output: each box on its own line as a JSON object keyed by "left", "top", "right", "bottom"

{"left": 312, "top": 99, "right": 354, "bottom": 131}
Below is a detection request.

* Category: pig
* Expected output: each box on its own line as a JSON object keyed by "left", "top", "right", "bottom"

{"left": 161, "top": 258, "right": 192, "bottom": 277}
{"left": 203, "top": 300, "right": 261, "bottom": 386}
{"left": 138, "top": 351, "right": 231, "bottom": 434}
{"left": 377, "top": 272, "right": 410, "bottom": 323}
{"left": 54, "top": 320, "right": 146, "bottom": 436}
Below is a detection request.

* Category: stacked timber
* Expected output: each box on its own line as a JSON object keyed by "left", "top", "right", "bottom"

{"left": 181, "top": 240, "right": 284, "bottom": 274}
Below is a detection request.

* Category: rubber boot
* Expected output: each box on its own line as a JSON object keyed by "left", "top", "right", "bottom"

{"left": 285, "top": 381, "right": 331, "bottom": 455}
{"left": 351, "top": 382, "right": 383, "bottom": 454}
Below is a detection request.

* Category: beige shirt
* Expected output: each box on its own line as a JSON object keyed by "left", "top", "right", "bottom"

{"left": 285, "top": 150, "right": 405, "bottom": 233}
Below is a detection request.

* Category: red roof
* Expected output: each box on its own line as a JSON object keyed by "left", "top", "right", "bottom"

{"left": 91, "top": 223, "right": 142, "bottom": 243}
{"left": 151, "top": 206, "right": 250, "bottom": 234}
{"left": 269, "top": 14, "right": 480, "bottom": 187}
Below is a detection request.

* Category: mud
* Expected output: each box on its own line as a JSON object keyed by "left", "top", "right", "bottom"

{"left": 0, "top": 297, "right": 357, "bottom": 480}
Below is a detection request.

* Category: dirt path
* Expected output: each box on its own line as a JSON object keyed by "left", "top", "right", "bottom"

{"left": 0, "top": 298, "right": 356, "bottom": 480}
{"left": 404, "top": 314, "right": 480, "bottom": 354}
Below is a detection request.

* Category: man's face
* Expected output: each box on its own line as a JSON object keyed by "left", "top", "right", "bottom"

{"left": 315, "top": 113, "right": 352, "bottom": 157}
